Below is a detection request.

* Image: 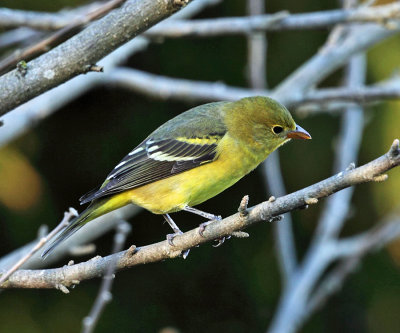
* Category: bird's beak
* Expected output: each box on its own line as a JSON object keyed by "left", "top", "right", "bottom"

{"left": 286, "top": 124, "right": 312, "bottom": 140}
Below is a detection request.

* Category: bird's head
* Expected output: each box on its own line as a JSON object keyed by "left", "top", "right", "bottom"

{"left": 225, "top": 96, "right": 311, "bottom": 153}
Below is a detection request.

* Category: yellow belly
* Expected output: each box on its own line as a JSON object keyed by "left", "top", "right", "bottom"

{"left": 122, "top": 135, "right": 266, "bottom": 214}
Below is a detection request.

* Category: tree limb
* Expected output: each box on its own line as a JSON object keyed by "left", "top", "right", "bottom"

{"left": 1, "top": 139, "right": 399, "bottom": 290}
{"left": 0, "top": 0, "right": 127, "bottom": 75}
{"left": 0, "top": 0, "right": 192, "bottom": 116}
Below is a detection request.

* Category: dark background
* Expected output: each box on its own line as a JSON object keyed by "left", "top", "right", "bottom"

{"left": 0, "top": 0, "right": 400, "bottom": 332}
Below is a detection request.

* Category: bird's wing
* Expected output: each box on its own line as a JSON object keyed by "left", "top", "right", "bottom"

{"left": 79, "top": 102, "right": 228, "bottom": 204}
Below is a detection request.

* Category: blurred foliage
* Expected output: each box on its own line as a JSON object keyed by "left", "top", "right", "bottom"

{"left": 0, "top": 0, "right": 399, "bottom": 332}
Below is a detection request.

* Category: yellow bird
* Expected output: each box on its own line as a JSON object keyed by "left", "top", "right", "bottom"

{"left": 42, "top": 96, "right": 311, "bottom": 258}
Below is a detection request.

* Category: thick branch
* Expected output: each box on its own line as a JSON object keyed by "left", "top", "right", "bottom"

{"left": 1, "top": 140, "right": 399, "bottom": 290}
{"left": 0, "top": 0, "right": 128, "bottom": 75}
{"left": 0, "top": 0, "right": 218, "bottom": 148}
{"left": 0, "top": 0, "right": 192, "bottom": 116}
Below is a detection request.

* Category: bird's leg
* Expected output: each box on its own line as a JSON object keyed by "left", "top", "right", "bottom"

{"left": 183, "top": 206, "right": 221, "bottom": 221}
{"left": 163, "top": 213, "right": 182, "bottom": 235}
{"left": 183, "top": 206, "right": 222, "bottom": 238}
{"left": 163, "top": 214, "right": 190, "bottom": 259}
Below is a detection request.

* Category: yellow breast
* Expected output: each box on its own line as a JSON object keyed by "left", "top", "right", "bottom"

{"left": 125, "top": 134, "right": 266, "bottom": 214}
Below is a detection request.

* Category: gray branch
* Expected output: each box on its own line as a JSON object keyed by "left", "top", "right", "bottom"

{"left": 306, "top": 212, "right": 400, "bottom": 315}
{"left": 0, "top": 2, "right": 105, "bottom": 30}
{"left": 272, "top": 24, "right": 399, "bottom": 104}
{"left": 82, "top": 221, "right": 131, "bottom": 333}
{"left": 104, "top": 67, "right": 267, "bottom": 101}
{"left": 0, "top": 0, "right": 192, "bottom": 116}
{"left": 1, "top": 139, "right": 399, "bottom": 290}
{"left": 145, "top": 2, "right": 400, "bottom": 37}
{"left": 103, "top": 67, "right": 400, "bottom": 107}
{"left": 0, "top": 0, "right": 219, "bottom": 147}
{"left": 3, "top": 2, "right": 400, "bottom": 34}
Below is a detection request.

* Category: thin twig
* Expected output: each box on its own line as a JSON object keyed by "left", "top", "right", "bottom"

{"left": 0, "top": 28, "right": 44, "bottom": 49}
{"left": 144, "top": 2, "right": 400, "bottom": 38}
{"left": 82, "top": 221, "right": 132, "bottom": 333}
{"left": 0, "top": 2, "right": 105, "bottom": 30}
{"left": 297, "top": 82, "right": 400, "bottom": 105}
{"left": 0, "top": 208, "right": 78, "bottom": 285}
{"left": 2, "top": 2, "right": 399, "bottom": 34}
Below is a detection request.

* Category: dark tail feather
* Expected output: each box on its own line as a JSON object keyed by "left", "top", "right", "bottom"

{"left": 42, "top": 201, "right": 103, "bottom": 259}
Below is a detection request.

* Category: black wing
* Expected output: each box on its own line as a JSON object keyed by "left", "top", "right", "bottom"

{"left": 79, "top": 101, "right": 229, "bottom": 204}
{"left": 79, "top": 134, "right": 225, "bottom": 204}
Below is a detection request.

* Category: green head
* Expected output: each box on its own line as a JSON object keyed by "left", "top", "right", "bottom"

{"left": 224, "top": 96, "right": 311, "bottom": 153}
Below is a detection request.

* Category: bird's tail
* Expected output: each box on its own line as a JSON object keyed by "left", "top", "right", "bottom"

{"left": 42, "top": 198, "right": 115, "bottom": 259}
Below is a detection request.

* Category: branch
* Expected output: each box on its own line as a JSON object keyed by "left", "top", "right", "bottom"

{"left": 145, "top": 2, "right": 400, "bottom": 37}
{"left": 298, "top": 53, "right": 366, "bottom": 322}
{"left": 0, "top": 0, "right": 127, "bottom": 75}
{"left": 103, "top": 67, "right": 400, "bottom": 107}
{"left": 0, "top": 28, "right": 44, "bottom": 49}
{"left": 307, "top": 212, "right": 400, "bottom": 314}
{"left": 0, "top": 2, "right": 105, "bottom": 30}
{"left": 1, "top": 140, "right": 399, "bottom": 290}
{"left": 314, "top": 54, "right": 365, "bottom": 240}
{"left": 0, "top": 0, "right": 192, "bottom": 116}
{"left": 272, "top": 24, "right": 399, "bottom": 104}
{"left": 0, "top": 205, "right": 139, "bottom": 272}
{"left": 0, "top": 208, "right": 77, "bottom": 286}
{"left": 3, "top": 2, "right": 399, "bottom": 34}
{"left": 82, "top": 221, "right": 131, "bottom": 332}
{"left": 0, "top": 0, "right": 219, "bottom": 148}
{"left": 298, "top": 80, "right": 400, "bottom": 105}
{"left": 104, "top": 67, "right": 267, "bottom": 101}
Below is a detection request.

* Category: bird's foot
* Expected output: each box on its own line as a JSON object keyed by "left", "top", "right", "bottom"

{"left": 198, "top": 221, "right": 212, "bottom": 237}
{"left": 212, "top": 235, "right": 231, "bottom": 247}
{"left": 166, "top": 231, "right": 183, "bottom": 246}
{"left": 198, "top": 215, "right": 222, "bottom": 237}
{"left": 166, "top": 231, "right": 190, "bottom": 259}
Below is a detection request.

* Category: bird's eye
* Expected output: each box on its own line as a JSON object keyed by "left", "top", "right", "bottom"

{"left": 272, "top": 125, "right": 284, "bottom": 134}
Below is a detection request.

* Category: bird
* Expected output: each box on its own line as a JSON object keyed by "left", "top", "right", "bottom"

{"left": 42, "top": 96, "right": 311, "bottom": 258}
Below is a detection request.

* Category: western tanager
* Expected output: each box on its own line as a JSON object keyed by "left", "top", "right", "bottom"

{"left": 42, "top": 96, "right": 311, "bottom": 258}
